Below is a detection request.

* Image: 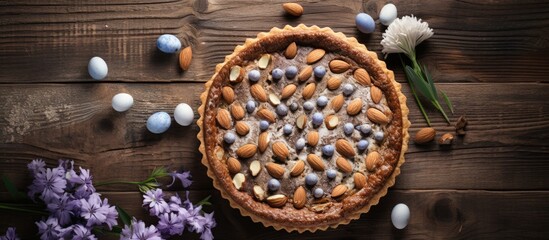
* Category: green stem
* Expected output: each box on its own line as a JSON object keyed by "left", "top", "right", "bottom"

{"left": 0, "top": 204, "right": 48, "bottom": 215}
{"left": 432, "top": 100, "right": 451, "bottom": 123}
{"left": 95, "top": 180, "right": 142, "bottom": 187}
{"left": 400, "top": 54, "right": 431, "bottom": 126}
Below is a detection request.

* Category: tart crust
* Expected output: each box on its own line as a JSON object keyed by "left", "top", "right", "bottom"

{"left": 197, "top": 24, "right": 410, "bottom": 232}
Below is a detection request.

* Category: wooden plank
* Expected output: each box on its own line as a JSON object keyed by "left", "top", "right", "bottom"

{"left": 0, "top": 0, "right": 548, "bottom": 83}
{"left": 0, "top": 82, "right": 547, "bottom": 192}
{"left": 1, "top": 190, "right": 547, "bottom": 239}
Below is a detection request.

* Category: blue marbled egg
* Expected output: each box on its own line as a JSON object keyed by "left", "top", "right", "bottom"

{"left": 157, "top": 34, "right": 181, "bottom": 54}
{"left": 146, "top": 112, "right": 171, "bottom": 134}
{"left": 356, "top": 13, "right": 376, "bottom": 33}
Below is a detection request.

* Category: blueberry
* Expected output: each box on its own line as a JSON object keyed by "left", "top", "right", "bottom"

{"left": 314, "top": 66, "right": 326, "bottom": 78}
{"left": 285, "top": 66, "right": 298, "bottom": 79}
{"left": 295, "top": 138, "right": 306, "bottom": 151}
{"left": 259, "top": 120, "right": 269, "bottom": 131}
{"left": 248, "top": 70, "right": 261, "bottom": 82}
{"left": 276, "top": 104, "right": 288, "bottom": 117}
{"left": 343, "top": 123, "right": 354, "bottom": 135}
{"left": 289, "top": 102, "right": 299, "bottom": 112}
{"left": 342, "top": 83, "right": 355, "bottom": 96}
{"left": 146, "top": 112, "right": 171, "bottom": 134}
{"left": 303, "top": 101, "right": 315, "bottom": 111}
{"left": 313, "top": 188, "right": 324, "bottom": 198}
{"left": 268, "top": 179, "right": 280, "bottom": 191}
{"left": 316, "top": 96, "right": 328, "bottom": 108}
{"left": 374, "top": 131, "right": 385, "bottom": 141}
{"left": 357, "top": 140, "right": 369, "bottom": 151}
{"left": 326, "top": 169, "right": 337, "bottom": 179}
{"left": 305, "top": 173, "right": 318, "bottom": 186}
{"left": 271, "top": 68, "right": 284, "bottom": 80}
{"left": 283, "top": 124, "right": 293, "bottom": 135}
{"left": 356, "top": 13, "right": 375, "bottom": 34}
{"left": 223, "top": 132, "right": 236, "bottom": 144}
{"left": 312, "top": 112, "right": 324, "bottom": 127}
{"left": 322, "top": 145, "right": 335, "bottom": 157}
{"left": 360, "top": 124, "right": 372, "bottom": 135}
{"left": 246, "top": 100, "right": 256, "bottom": 113}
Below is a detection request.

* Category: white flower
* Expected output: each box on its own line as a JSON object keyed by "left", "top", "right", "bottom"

{"left": 381, "top": 15, "right": 434, "bottom": 58}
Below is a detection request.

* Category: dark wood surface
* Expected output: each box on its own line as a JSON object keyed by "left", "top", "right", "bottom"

{"left": 1, "top": 0, "right": 548, "bottom": 239}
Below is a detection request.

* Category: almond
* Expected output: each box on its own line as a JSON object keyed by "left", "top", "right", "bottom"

{"left": 222, "top": 86, "right": 235, "bottom": 104}
{"left": 268, "top": 93, "right": 281, "bottom": 106}
{"left": 325, "top": 115, "right": 339, "bottom": 130}
{"left": 250, "top": 84, "right": 268, "bottom": 102}
{"left": 253, "top": 185, "right": 265, "bottom": 201}
{"left": 330, "top": 94, "right": 344, "bottom": 112}
{"left": 366, "top": 151, "right": 381, "bottom": 172}
{"left": 307, "top": 131, "right": 319, "bottom": 146}
{"left": 329, "top": 60, "right": 350, "bottom": 73}
{"left": 307, "top": 154, "right": 325, "bottom": 171}
{"left": 282, "top": 3, "right": 303, "bottom": 17}
{"left": 257, "top": 109, "right": 276, "bottom": 123}
{"left": 236, "top": 144, "right": 257, "bottom": 159}
{"left": 229, "top": 65, "right": 244, "bottom": 83}
{"left": 290, "top": 160, "right": 305, "bottom": 177}
{"left": 232, "top": 173, "right": 245, "bottom": 190}
{"left": 249, "top": 160, "right": 261, "bottom": 177}
{"left": 346, "top": 98, "right": 363, "bottom": 116}
{"left": 216, "top": 108, "right": 232, "bottom": 129}
{"left": 281, "top": 84, "right": 297, "bottom": 100}
{"left": 353, "top": 172, "right": 366, "bottom": 189}
{"left": 230, "top": 103, "right": 245, "bottom": 120}
{"left": 258, "top": 54, "right": 271, "bottom": 69}
{"left": 414, "top": 127, "right": 436, "bottom": 144}
{"left": 214, "top": 147, "right": 225, "bottom": 160}
{"left": 266, "top": 194, "right": 287, "bottom": 208}
{"left": 354, "top": 68, "right": 371, "bottom": 86}
{"left": 235, "top": 121, "right": 250, "bottom": 136}
{"left": 266, "top": 162, "right": 285, "bottom": 179}
{"left": 331, "top": 184, "right": 348, "bottom": 198}
{"left": 302, "top": 82, "right": 316, "bottom": 99}
{"left": 327, "top": 76, "right": 342, "bottom": 90}
{"left": 370, "top": 85, "right": 382, "bottom": 104}
{"left": 284, "top": 42, "right": 298, "bottom": 59}
{"left": 179, "top": 46, "right": 192, "bottom": 71}
{"left": 298, "top": 66, "right": 313, "bottom": 82}
{"left": 272, "top": 141, "right": 290, "bottom": 161}
{"left": 367, "top": 108, "right": 389, "bottom": 125}
{"left": 296, "top": 114, "right": 307, "bottom": 130}
{"left": 336, "top": 157, "right": 353, "bottom": 173}
{"left": 293, "top": 186, "right": 307, "bottom": 209}
{"left": 306, "top": 49, "right": 325, "bottom": 64}
{"left": 227, "top": 157, "right": 241, "bottom": 175}
{"left": 336, "top": 139, "right": 356, "bottom": 158}
{"left": 438, "top": 132, "right": 454, "bottom": 145}
{"left": 258, "top": 132, "right": 270, "bottom": 153}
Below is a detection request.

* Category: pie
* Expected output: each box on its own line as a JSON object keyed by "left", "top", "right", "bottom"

{"left": 197, "top": 24, "right": 409, "bottom": 232}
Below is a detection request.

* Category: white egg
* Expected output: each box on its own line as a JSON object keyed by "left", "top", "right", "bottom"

{"left": 88, "top": 56, "right": 108, "bottom": 80}
{"left": 391, "top": 203, "right": 410, "bottom": 229}
{"left": 379, "top": 3, "right": 398, "bottom": 26}
{"left": 112, "top": 93, "right": 134, "bottom": 112}
{"left": 174, "top": 103, "right": 194, "bottom": 126}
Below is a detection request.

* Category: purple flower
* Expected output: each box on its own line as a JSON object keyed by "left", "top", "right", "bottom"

{"left": 80, "top": 193, "right": 108, "bottom": 227}
{"left": 27, "top": 159, "right": 46, "bottom": 175}
{"left": 70, "top": 167, "right": 96, "bottom": 199}
{"left": 46, "top": 193, "right": 79, "bottom": 226}
{"left": 121, "top": 219, "right": 163, "bottom": 240}
{"left": 0, "top": 227, "right": 19, "bottom": 240}
{"left": 200, "top": 212, "right": 216, "bottom": 240}
{"left": 71, "top": 224, "right": 97, "bottom": 240}
{"left": 168, "top": 194, "right": 182, "bottom": 212}
{"left": 143, "top": 189, "right": 169, "bottom": 216}
{"left": 29, "top": 167, "right": 67, "bottom": 203}
{"left": 102, "top": 198, "right": 119, "bottom": 230}
{"left": 167, "top": 170, "right": 192, "bottom": 188}
{"left": 157, "top": 212, "right": 184, "bottom": 236}
{"left": 36, "top": 217, "right": 62, "bottom": 240}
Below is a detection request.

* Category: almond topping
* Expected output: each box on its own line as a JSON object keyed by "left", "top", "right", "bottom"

{"left": 272, "top": 141, "right": 290, "bottom": 162}
{"left": 329, "top": 60, "right": 350, "bottom": 73}
{"left": 293, "top": 186, "right": 307, "bottom": 209}
{"left": 290, "top": 160, "right": 305, "bottom": 177}
{"left": 253, "top": 185, "right": 265, "bottom": 201}
{"left": 331, "top": 184, "right": 348, "bottom": 198}
{"left": 284, "top": 42, "right": 298, "bottom": 59}
{"left": 236, "top": 144, "right": 257, "bottom": 159}
{"left": 346, "top": 98, "right": 363, "bottom": 116}
{"left": 265, "top": 162, "right": 285, "bottom": 179}
{"left": 249, "top": 160, "right": 261, "bottom": 177}
{"left": 370, "top": 85, "right": 382, "bottom": 104}
{"left": 330, "top": 94, "right": 345, "bottom": 112}
{"left": 354, "top": 68, "right": 371, "bottom": 86}
{"left": 216, "top": 108, "right": 232, "bottom": 129}
{"left": 268, "top": 93, "right": 281, "bottom": 106}
{"left": 250, "top": 84, "right": 268, "bottom": 102}
{"left": 232, "top": 173, "right": 245, "bottom": 190}
{"left": 366, "top": 151, "right": 381, "bottom": 172}
{"left": 307, "top": 154, "right": 325, "bottom": 171}
{"left": 258, "top": 132, "right": 270, "bottom": 153}
{"left": 221, "top": 86, "right": 235, "bottom": 104}
{"left": 257, "top": 109, "right": 276, "bottom": 123}
{"left": 307, "top": 131, "right": 319, "bottom": 146}
{"left": 258, "top": 54, "right": 271, "bottom": 69}
{"left": 229, "top": 66, "right": 244, "bottom": 83}
{"left": 354, "top": 172, "right": 367, "bottom": 189}
{"left": 306, "top": 49, "right": 325, "bottom": 64}
{"left": 230, "top": 103, "right": 245, "bottom": 120}
{"left": 235, "top": 121, "right": 250, "bottom": 136}
{"left": 335, "top": 139, "right": 356, "bottom": 158}
{"left": 325, "top": 115, "right": 339, "bottom": 130}
{"left": 298, "top": 66, "right": 313, "bottom": 82}
{"left": 227, "top": 157, "right": 241, "bottom": 175}
{"left": 327, "top": 76, "right": 342, "bottom": 90}
{"left": 367, "top": 108, "right": 390, "bottom": 125}
{"left": 281, "top": 84, "right": 297, "bottom": 100}
{"left": 296, "top": 114, "right": 307, "bottom": 130}
{"left": 336, "top": 157, "right": 353, "bottom": 173}
{"left": 302, "top": 82, "right": 316, "bottom": 99}
{"left": 266, "top": 194, "right": 287, "bottom": 208}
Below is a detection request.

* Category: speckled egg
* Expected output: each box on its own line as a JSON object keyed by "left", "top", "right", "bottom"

{"left": 174, "top": 103, "right": 194, "bottom": 126}
{"left": 379, "top": 3, "right": 398, "bottom": 26}
{"left": 88, "top": 56, "right": 108, "bottom": 80}
{"left": 391, "top": 203, "right": 410, "bottom": 229}
{"left": 356, "top": 13, "right": 376, "bottom": 33}
{"left": 146, "top": 112, "right": 171, "bottom": 134}
{"left": 157, "top": 34, "right": 181, "bottom": 54}
{"left": 111, "top": 93, "right": 133, "bottom": 112}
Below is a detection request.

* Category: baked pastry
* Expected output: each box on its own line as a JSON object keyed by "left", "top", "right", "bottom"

{"left": 197, "top": 25, "right": 409, "bottom": 232}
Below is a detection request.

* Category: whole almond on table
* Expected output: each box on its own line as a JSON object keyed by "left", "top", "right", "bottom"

{"left": 414, "top": 127, "right": 436, "bottom": 144}
{"left": 282, "top": 3, "right": 303, "bottom": 17}
{"left": 179, "top": 46, "right": 192, "bottom": 71}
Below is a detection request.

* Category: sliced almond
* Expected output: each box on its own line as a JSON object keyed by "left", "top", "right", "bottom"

{"left": 306, "top": 49, "right": 325, "bottom": 64}
{"left": 367, "top": 108, "right": 389, "bottom": 125}
{"left": 354, "top": 68, "right": 371, "bottom": 86}
{"left": 235, "top": 121, "right": 250, "bottom": 136}
{"left": 230, "top": 103, "right": 245, "bottom": 120}
{"left": 330, "top": 94, "right": 344, "bottom": 112}
{"left": 307, "top": 131, "right": 319, "bottom": 146}
{"left": 250, "top": 84, "right": 268, "bottom": 102}
{"left": 214, "top": 147, "right": 225, "bottom": 161}
{"left": 216, "top": 108, "right": 232, "bottom": 129}
{"left": 302, "top": 82, "right": 316, "bottom": 99}
{"left": 232, "top": 173, "right": 245, "bottom": 190}
{"left": 329, "top": 60, "right": 350, "bottom": 73}
{"left": 307, "top": 154, "right": 325, "bottom": 171}
{"left": 236, "top": 144, "right": 257, "bottom": 159}
{"left": 346, "top": 98, "right": 363, "bottom": 116}
{"left": 258, "top": 132, "right": 270, "bottom": 153}
{"left": 249, "top": 160, "right": 261, "bottom": 177}
{"left": 296, "top": 114, "right": 307, "bottom": 130}
{"left": 257, "top": 108, "right": 276, "bottom": 123}
{"left": 290, "top": 160, "right": 305, "bottom": 177}
{"left": 335, "top": 139, "right": 356, "bottom": 158}
{"left": 370, "top": 85, "right": 382, "bottom": 104}
{"left": 293, "top": 186, "right": 307, "bottom": 209}
{"left": 229, "top": 66, "right": 244, "bottom": 83}
{"left": 327, "top": 76, "right": 342, "bottom": 90}
{"left": 284, "top": 42, "right": 298, "bottom": 59}
{"left": 266, "top": 194, "right": 287, "bottom": 208}
{"left": 268, "top": 93, "right": 281, "bottom": 106}
{"left": 438, "top": 132, "right": 455, "bottom": 145}
{"left": 298, "top": 66, "right": 313, "bottom": 82}
{"left": 331, "top": 184, "right": 348, "bottom": 198}
{"left": 325, "top": 115, "right": 339, "bottom": 130}
{"left": 366, "top": 151, "right": 381, "bottom": 172}
{"left": 336, "top": 157, "right": 353, "bottom": 173}
{"left": 258, "top": 54, "right": 271, "bottom": 69}
{"left": 227, "top": 157, "right": 241, "bottom": 175}
{"left": 272, "top": 141, "right": 290, "bottom": 162}
{"left": 281, "top": 84, "right": 297, "bottom": 100}
{"left": 265, "top": 162, "right": 285, "bottom": 179}
{"left": 253, "top": 185, "right": 265, "bottom": 201}
{"left": 221, "top": 86, "right": 235, "bottom": 104}
{"left": 353, "top": 172, "right": 366, "bottom": 189}
{"left": 178, "top": 46, "right": 192, "bottom": 71}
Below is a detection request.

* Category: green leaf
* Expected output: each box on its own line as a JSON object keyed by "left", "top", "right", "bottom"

{"left": 440, "top": 90, "right": 455, "bottom": 114}
{"left": 2, "top": 175, "right": 25, "bottom": 200}
{"left": 407, "top": 79, "right": 432, "bottom": 126}
{"left": 115, "top": 205, "right": 132, "bottom": 226}
{"left": 405, "top": 66, "right": 435, "bottom": 100}
{"left": 196, "top": 195, "right": 212, "bottom": 206}
{"left": 421, "top": 64, "right": 438, "bottom": 99}
{"left": 150, "top": 167, "right": 169, "bottom": 179}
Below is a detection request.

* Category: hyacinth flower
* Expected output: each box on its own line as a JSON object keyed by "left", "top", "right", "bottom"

{"left": 381, "top": 15, "right": 454, "bottom": 126}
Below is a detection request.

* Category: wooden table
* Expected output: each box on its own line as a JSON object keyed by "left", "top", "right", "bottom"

{"left": 1, "top": 0, "right": 548, "bottom": 239}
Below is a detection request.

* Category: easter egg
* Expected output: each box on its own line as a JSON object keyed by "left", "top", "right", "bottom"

{"left": 147, "top": 112, "right": 171, "bottom": 134}
{"left": 356, "top": 13, "right": 376, "bottom": 33}
{"left": 157, "top": 34, "right": 181, "bottom": 54}
{"left": 174, "top": 103, "right": 194, "bottom": 126}
{"left": 380, "top": 4, "right": 398, "bottom": 26}
{"left": 391, "top": 203, "right": 410, "bottom": 229}
{"left": 111, "top": 93, "right": 134, "bottom": 112}
{"left": 88, "top": 56, "right": 108, "bottom": 80}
